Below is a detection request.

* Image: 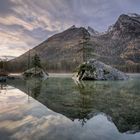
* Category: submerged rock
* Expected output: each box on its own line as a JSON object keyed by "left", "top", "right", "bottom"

{"left": 23, "top": 67, "right": 49, "bottom": 79}
{"left": 75, "top": 59, "right": 129, "bottom": 80}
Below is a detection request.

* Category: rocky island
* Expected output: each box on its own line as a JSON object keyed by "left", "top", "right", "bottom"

{"left": 23, "top": 67, "right": 49, "bottom": 79}
{"left": 74, "top": 59, "right": 129, "bottom": 80}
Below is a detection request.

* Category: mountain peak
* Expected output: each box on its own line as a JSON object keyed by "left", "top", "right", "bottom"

{"left": 69, "top": 25, "right": 76, "bottom": 29}
{"left": 127, "top": 13, "right": 140, "bottom": 18}
{"left": 109, "top": 13, "right": 140, "bottom": 37}
{"left": 87, "top": 26, "right": 99, "bottom": 36}
{"left": 117, "top": 13, "right": 140, "bottom": 23}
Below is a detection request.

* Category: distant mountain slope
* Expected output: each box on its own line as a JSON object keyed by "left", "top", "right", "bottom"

{"left": 8, "top": 13, "right": 140, "bottom": 72}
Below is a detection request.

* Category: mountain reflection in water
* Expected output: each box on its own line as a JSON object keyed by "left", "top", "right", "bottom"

{"left": 7, "top": 74, "right": 140, "bottom": 135}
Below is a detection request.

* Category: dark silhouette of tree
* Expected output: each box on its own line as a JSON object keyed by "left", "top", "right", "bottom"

{"left": 0, "top": 61, "right": 4, "bottom": 69}
{"left": 31, "top": 79, "right": 42, "bottom": 99}
{"left": 0, "top": 58, "right": 8, "bottom": 70}
{"left": 32, "top": 54, "right": 42, "bottom": 68}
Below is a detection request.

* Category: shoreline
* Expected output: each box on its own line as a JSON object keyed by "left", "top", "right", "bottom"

{"left": 8, "top": 73, "right": 140, "bottom": 79}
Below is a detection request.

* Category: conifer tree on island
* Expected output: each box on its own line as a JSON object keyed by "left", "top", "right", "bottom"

{"left": 32, "top": 54, "right": 42, "bottom": 75}
{"left": 32, "top": 54, "right": 42, "bottom": 68}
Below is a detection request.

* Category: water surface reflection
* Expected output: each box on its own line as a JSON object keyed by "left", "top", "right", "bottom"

{"left": 0, "top": 74, "right": 139, "bottom": 140}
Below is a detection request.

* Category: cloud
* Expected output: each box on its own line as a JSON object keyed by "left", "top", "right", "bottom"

{"left": 0, "top": 0, "right": 140, "bottom": 57}
{"left": 0, "top": 0, "right": 17, "bottom": 16}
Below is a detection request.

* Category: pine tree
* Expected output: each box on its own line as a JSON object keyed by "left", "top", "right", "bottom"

{"left": 32, "top": 54, "right": 42, "bottom": 68}
{"left": 0, "top": 60, "right": 4, "bottom": 69}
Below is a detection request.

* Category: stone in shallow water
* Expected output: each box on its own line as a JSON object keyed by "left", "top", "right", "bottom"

{"left": 75, "top": 59, "right": 129, "bottom": 80}
{"left": 23, "top": 67, "right": 49, "bottom": 78}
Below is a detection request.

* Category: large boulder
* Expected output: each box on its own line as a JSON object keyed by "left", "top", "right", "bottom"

{"left": 23, "top": 67, "right": 49, "bottom": 79}
{"left": 74, "top": 59, "right": 129, "bottom": 80}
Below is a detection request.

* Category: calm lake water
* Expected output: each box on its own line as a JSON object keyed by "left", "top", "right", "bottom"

{"left": 0, "top": 74, "right": 140, "bottom": 140}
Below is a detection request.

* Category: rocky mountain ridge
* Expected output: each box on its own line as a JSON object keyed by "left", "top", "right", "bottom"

{"left": 8, "top": 13, "right": 140, "bottom": 72}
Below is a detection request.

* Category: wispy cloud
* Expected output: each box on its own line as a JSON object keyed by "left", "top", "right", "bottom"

{"left": 0, "top": 0, "right": 140, "bottom": 57}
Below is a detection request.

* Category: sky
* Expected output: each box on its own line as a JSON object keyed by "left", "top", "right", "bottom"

{"left": 0, "top": 0, "right": 140, "bottom": 58}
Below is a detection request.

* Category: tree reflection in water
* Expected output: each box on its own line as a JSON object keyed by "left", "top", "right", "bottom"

{"left": 26, "top": 78, "right": 42, "bottom": 99}
{"left": 0, "top": 82, "right": 7, "bottom": 94}
{"left": 74, "top": 80, "right": 93, "bottom": 126}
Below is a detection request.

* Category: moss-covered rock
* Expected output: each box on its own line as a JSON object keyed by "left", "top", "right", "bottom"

{"left": 74, "top": 59, "right": 129, "bottom": 80}
{"left": 23, "top": 67, "right": 49, "bottom": 79}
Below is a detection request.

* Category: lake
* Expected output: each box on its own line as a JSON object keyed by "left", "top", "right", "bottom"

{"left": 0, "top": 74, "right": 140, "bottom": 140}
